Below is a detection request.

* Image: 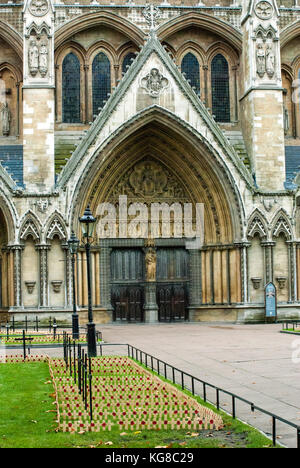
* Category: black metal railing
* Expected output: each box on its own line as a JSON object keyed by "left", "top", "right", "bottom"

{"left": 0, "top": 316, "right": 72, "bottom": 333}
{"left": 1, "top": 328, "right": 102, "bottom": 357}
{"left": 98, "top": 342, "right": 300, "bottom": 449}
{"left": 20, "top": 338, "right": 300, "bottom": 448}
{"left": 281, "top": 320, "right": 300, "bottom": 331}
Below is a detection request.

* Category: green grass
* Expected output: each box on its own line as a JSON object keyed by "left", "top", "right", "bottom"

{"left": 0, "top": 362, "right": 280, "bottom": 448}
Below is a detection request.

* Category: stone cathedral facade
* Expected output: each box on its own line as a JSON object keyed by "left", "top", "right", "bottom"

{"left": 0, "top": 0, "right": 300, "bottom": 324}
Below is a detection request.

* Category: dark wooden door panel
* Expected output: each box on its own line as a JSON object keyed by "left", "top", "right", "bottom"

{"left": 157, "top": 284, "right": 188, "bottom": 322}
{"left": 112, "top": 286, "right": 144, "bottom": 322}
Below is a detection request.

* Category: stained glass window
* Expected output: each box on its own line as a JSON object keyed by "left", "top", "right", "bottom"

{"left": 211, "top": 54, "right": 230, "bottom": 122}
{"left": 92, "top": 52, "right": 111, "bottom": 117}
{"left": 122, "top": 52, "right": 136, "bottom": 75}
{"left": 181, "top": 53, "right": 200, "bottom": 95}
{"left": 62, "top": 53, "right": 81, "bottom": 123}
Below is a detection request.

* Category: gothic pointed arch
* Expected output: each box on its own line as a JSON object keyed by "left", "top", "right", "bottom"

{"left": 247, "top": 209, "right": 268, "bottom": 239}
{"left": 181, "top": 52, "right": 200, "bottom": 96}
{"left": 157, "top": 12, "right": 243, "bottom": 54}
{"left": 66, "top": 107, "right": 245, "bottom": 244}
{"left": 55, "top": 11, "right": 145, "bottom": 50}
{"left": 45, "top": 212, "right": 67, "bottom": 241}
{"left": 19, "top": 212, "right": 41, "bottom": 243}
{"left": 280, "top": 20, "right": 300, "bottom": 49}
{"left": 0, "top": 21, "right": 23, "bottom": 60}
{"left": 0, "top": 193, "right": 16, "bottom": 244}
{"left": 271, "top": 210, "right": 293, "bottom": 240}
{"left": 62, "top": 52, "right": 81, "bottom": 123}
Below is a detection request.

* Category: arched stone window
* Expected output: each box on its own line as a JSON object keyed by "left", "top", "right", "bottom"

{"left": 181, "top": 52, "right": 200, "bottom": 95}
{"left": 92, "top": 52, "right": 111, "bottom": 117}
{"left": 211, "top": 54, "right": 230, "bottom": 122}
{"left": 122, "top": 52, "right": 136, "bottom": 75}
{"left": 62, "top": 52, "right": 81, "bottom": 123}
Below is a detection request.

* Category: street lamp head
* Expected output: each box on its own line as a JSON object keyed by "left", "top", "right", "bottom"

{"left": 68, "top": 230, "right": 80, "bottom": 255}
{"left": 79, "top": 205, "right": 96, "bottom": 241}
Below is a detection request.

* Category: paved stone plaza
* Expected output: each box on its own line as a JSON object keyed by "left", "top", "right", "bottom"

{"left": 99, "top": 322, "right": 300, "bottom": 448}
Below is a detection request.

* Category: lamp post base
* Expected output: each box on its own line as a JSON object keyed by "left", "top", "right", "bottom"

{"left": 87, "top": 322, "right": 97, "bottom": 357}
{"left": 72, "top": 313, "right": 79, "bottom": 340}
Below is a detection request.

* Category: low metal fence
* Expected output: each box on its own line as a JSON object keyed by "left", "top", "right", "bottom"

{"left": 0, "top": 328, "right": 102, "bottom": 354}
{"left": 56, "top": 340, "right": 300, "bottom": 449}
{"left": 281, "top": 320, "right": 300, "bottom": 331}
{"left": 0, "top": 316, "right": 75, "bottom": 333}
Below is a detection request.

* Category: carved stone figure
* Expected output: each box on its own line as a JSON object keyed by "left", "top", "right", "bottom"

{"left": 256, "top": 43, "right": 266, "bottom": 78}
{"left": 141, "top": 68, "right": 169, "bottom": 98}
{"left": 145, "top": 247, "right": 157, "bottom": 282}
{"left": 266, "top": 44, "right": 275, "bottom": 78}
{"left": 39, "top": 40, "right": 48, "bottom": 77}
{"left": 1, "top": 102, "right": 10, "bottom": 136}
{"left": 51, "top": 280, "right": 63, "bottom": 293}
{"left": 25, "top": 281, "right": 36, "bottom": 294}
{"left": 28, "top": 39, "right": 39, "bottom": 76}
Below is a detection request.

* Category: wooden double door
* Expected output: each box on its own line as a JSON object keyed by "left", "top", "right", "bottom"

{"left": 110, "top": 247, "right": 189, "bottom": 322}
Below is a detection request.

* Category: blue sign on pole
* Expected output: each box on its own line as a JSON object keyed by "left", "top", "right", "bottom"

{"left": 265, "top": 282, "right": 277, "bottom": 320}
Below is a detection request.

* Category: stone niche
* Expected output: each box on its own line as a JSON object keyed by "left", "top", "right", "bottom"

{"left": 248, "top": 236, "right": 264, "bottom": 303}
{"left": 273, "top": 235, "right": 289, "bottom": 302}
{"left": 22, "top": 238, "right": 39, "bottom": 307}
{"left": 48, "top": 237, "right": 65, "bottom": 307}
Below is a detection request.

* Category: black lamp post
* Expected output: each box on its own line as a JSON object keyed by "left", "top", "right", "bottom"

{"left": 79, "top": 205, "right": 97, "bottom": 357}
{"left": 68, "top": 231, "right": 80, "bottom": 340}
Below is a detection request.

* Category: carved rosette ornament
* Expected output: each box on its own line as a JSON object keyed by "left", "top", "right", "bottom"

{"left": 141, "top": 68, "right": 169, "bottom": 98}
{"left": 254, "top": 1, "right": 273, "bottom": 20}
{"left": 29, "top": 0, "right": 49, "bottom": 17}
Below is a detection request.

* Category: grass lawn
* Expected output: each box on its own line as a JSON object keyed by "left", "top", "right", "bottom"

{"left": 0, "top": 361, "right": 279, "bottom": 448}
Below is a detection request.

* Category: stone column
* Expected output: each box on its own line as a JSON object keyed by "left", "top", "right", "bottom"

{"left": 202, "top": 65, "right": 208, "bottom": 106}
{"left": 23, "top": 0, "right": 55, "bottom": 192}
{"left": 261, "top": 241, "right": 275, "bottom": 284}
{"left": 11, "top": 245, "right": 23, "bottom": 308}
{"left": 240, "top": 1, "right": 285, "bottom": 190}
{"left": 188, "top": 249, "right": 202, "bottom": 320}
{"left": 62, "top": 243, "right": 72, "bottom": 308}
{"left": 99, "top": 246, "right": 113, "bottom": 320}
{"left": 144, "top": 282, "right": 158, "bottom": 323}
{"left": 84, "top": 64, "right": 89, "bottom": 123}
{"left": 287, "top": 241, "right": 297, "bottom": 303}
{"left": 235, "top": 242, "right": 250, "bottom": 303}
{"left": 36, "top": 244, "right": 50, "bottom": 308}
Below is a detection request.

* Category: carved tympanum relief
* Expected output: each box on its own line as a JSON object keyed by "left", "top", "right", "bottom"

{"left": 109, "top": 159, "right": 189, "bottom": 203}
